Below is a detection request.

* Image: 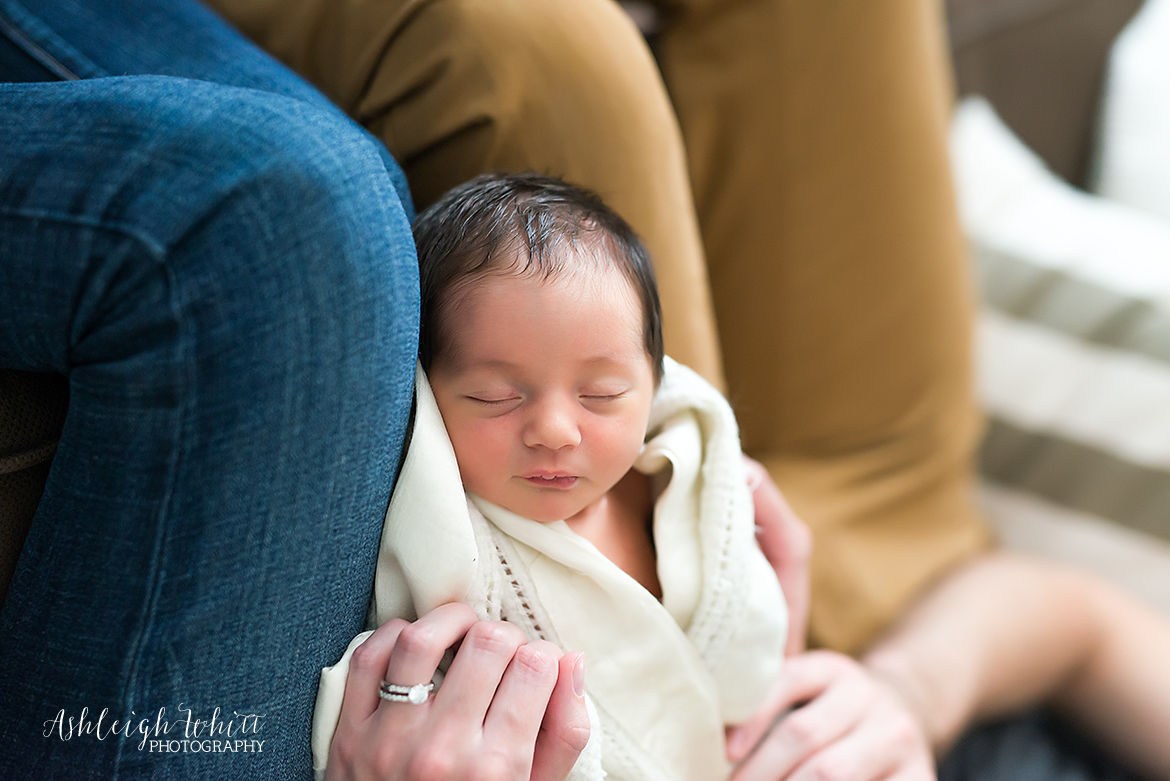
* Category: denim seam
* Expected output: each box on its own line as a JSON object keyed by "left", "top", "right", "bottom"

{"left": 1, "top": 201, "right": 183, "bottom": 778}
{"left": 0, "top": 207, "right": 168, "bottom": 259}
{"left": 0, "top": 10, "right": 76, "bottom": 80}
{"left": 0, "top": 0, "right": 106, "bottom": 79}
{"left": 107, "top": 249, "right": 191, "bottom": 780}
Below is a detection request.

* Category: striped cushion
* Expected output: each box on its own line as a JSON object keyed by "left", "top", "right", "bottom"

{"left": 952, "top": 98, "right": 1170, "bottom": 542}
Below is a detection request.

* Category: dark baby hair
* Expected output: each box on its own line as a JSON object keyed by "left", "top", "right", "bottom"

{"left": 412, "top": 172, "right": 665, "bottom": 382}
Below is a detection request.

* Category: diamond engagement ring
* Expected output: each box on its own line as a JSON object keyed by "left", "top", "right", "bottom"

{"left": 379, "top": 681, "right": 435, "bottom": 705}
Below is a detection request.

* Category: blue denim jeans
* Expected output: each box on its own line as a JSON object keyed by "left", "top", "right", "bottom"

{"left": 0, "top": 1, "right": 419, "bottom": 778}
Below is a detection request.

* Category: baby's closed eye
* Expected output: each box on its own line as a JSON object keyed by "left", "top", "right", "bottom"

{"left": 581, "top": 392, "right": 626, "bottom": 401}
{"left": 466, "top": 394, "right": 521, "bottom": 406}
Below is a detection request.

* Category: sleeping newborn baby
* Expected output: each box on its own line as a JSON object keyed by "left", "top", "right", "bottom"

{"left": 313, "top": 173, "right": 787, "bottom": 781}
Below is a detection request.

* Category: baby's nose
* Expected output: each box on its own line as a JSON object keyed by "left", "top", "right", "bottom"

{"left": 523, "top": 397, "right": 582, "bottom": 450}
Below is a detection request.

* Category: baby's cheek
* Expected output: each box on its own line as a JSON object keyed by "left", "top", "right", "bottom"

{"left": 451, "top": 421, "right": 515, "bottom": 477}
{"left": 593, "top": 420, "right": 645, "bottom": 472}
{"left": 468, "top": 418, "right": 517, "bottom": 453}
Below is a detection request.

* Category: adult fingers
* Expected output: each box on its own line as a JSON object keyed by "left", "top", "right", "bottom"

{"left": 880, "top": 761, "right": 938, "bottom": 781}
{"left": 786, "top": 697, "right": 932, "bottom": 781}
{"left": 745, "top": 455, "right": 812, "bottom": 655}
{"left": 727, "top": 651, "right": 853, "bottom": 763}
{"left": 432, "top": 619, "right": 528, "bottom": 725}
{"left": 732, "top": 686, "right": 870, "bottom": 781}
{"left": 483, "top": 640, "right": 561, "bottom": 747}
{"left": 771, "top": 488, "right": 811, "bottom": 657}
{"left": 531, "top": 651, "right": 591, "bottom": 781}
{"left": 382, "top": 602, "right": 480, "bottom": 697}
{"left": 728, "top": 652, "right": 872, "bottom": 779}
{"left": 338, "top": 617, "right": 409, "bottom": 727}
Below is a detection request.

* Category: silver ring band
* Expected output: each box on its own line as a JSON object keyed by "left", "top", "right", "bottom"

{"left": 379, "top": 681, "right": 434, "bottom": 705}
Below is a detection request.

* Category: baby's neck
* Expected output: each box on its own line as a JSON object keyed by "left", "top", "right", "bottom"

{"left": 564, "top": 470, "right": 661, "bottom": 598}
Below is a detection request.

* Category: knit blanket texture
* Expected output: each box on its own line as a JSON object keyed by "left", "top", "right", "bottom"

{"left": 312, "top": 358, "right": 787, "bottom": 781}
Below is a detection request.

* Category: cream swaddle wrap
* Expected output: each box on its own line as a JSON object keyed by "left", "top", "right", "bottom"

{"left": 312, "top": 358, "right": 787, "bottom": 781}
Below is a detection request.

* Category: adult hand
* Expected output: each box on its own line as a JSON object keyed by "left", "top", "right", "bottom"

{"left": 327, "top": 603, "right": 590, "bottom": 781}
{"left": 744, "top": 455, "right": 812, "bottom": 655}
{"left": 725, "top": 651, "right": 933, "bottom": 781}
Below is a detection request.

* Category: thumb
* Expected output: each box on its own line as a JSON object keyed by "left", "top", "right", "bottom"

{"left": 531, "top": 652, "right": 591, "bottom": 781}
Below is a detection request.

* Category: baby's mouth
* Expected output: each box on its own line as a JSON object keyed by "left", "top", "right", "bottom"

{"left": 523, "top": 474, "right": 578, "bottom": 488}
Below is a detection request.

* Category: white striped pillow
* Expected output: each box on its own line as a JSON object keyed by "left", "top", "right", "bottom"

{"left": 952, "top": 98, "right": 1170, "bottom": 543}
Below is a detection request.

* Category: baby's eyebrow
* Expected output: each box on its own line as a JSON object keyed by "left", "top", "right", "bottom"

{"left": 445, "top": 352, "right": 644, "bottom": 376}
{"left": 448, "top": 357, "right": 520, "bottom": 374}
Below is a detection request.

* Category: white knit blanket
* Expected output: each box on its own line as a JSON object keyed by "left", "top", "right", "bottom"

{"left": 312, "top": 358, "right": 787, "bottom": 781}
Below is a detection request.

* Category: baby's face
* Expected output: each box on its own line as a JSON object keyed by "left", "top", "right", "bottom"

{"left": 428, "top": 258, "right": 655, "bottom": 523}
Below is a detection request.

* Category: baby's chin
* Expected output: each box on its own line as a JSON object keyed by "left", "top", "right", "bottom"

{"left": 487, "top": 489, "right": 598, "bottom": 525}
{"left": 508, "top": 500, "right": 589, "bottom": 524}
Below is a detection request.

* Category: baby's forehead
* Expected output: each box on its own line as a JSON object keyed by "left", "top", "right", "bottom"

{"left": 461, "top": 268, "right": 632, "bottom": 321}
{"left": 499, "top": 232, "right": 626, "bottom": 276}
{"left": 438, "top": 258, "right": 646, "bottom": 343}
{"left": 451, "top": 240, "right": 637, "bottom": 302}
{"left": 436, "top": 259, "right": 648, "bottom": 364}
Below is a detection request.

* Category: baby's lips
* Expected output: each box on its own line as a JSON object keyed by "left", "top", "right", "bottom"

{"left": 523, "top": 474, "right": 578, "bottom": 487}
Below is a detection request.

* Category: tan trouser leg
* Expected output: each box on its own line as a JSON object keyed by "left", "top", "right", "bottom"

{"left": 206, "top": 0, "right": 725, "bottom": 389}
{"left": 208, "top": 0, "right": 992, "bottom": 653}
{"left": 657, "top": 0, "right": 992, "bottom": 652}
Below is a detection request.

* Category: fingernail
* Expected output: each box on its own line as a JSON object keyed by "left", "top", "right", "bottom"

{"left": 572, "top": 653, "right": 585, "bottom": 698}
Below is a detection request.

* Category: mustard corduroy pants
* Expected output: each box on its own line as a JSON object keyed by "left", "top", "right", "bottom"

{"left": 207, "top": 0, "right": 992, "bottom": 653}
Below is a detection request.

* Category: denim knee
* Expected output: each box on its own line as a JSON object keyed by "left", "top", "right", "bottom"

{"left": 108, "top": 74, "right": 416, "bottom": 328}
{"left": 69, "top": 74, "right": 424, "bottom": 499}
{"left": 1, "top": 74, "right": 420, "bottom": 608}
{"left": 1, "top": 75, "right": 418, "bottom": 376}
{"left": 0, "top": 74, "right": 418, "bottom": 779}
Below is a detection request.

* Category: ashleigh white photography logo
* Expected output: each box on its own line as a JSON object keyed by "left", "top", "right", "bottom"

{"left": 42, "top": 704, "right": 266, "bottom": 755}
